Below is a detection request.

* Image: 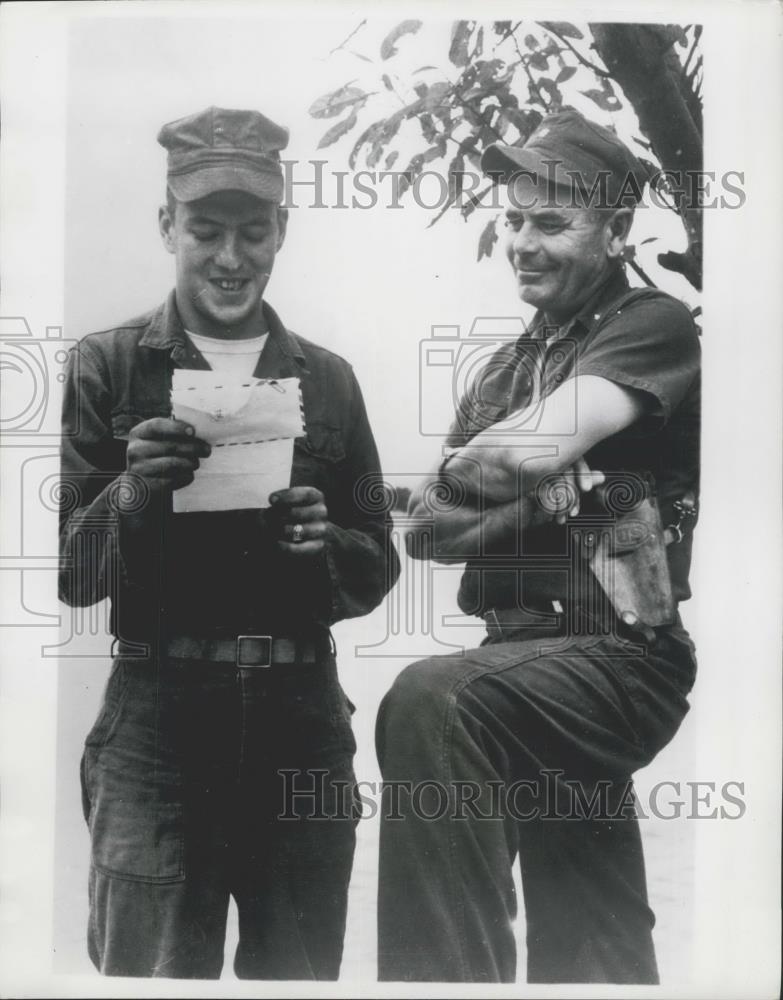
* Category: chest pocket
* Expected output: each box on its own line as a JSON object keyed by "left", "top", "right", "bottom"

{"left": 292, "top": 423, "right": 346, "bottom": 491}
{"left": 296, "top": 423, "right": 346, "bottom": 462}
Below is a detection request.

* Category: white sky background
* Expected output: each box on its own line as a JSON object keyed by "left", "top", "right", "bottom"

{"left": 1, "top": 2, "right": 781, "bottom": 998}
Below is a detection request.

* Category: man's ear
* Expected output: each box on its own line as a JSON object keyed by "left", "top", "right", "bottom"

{"left": 275, "top": 207, "right": 288, "bottom": 252}
{"left": 606, "top": 208, "right": 634, "bottom": 260}
{"left": 159, "top": 206, "right": 176, "bottom": 255}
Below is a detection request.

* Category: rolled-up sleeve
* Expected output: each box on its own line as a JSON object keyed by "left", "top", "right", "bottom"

{"left": 576, "top": 292, "right": 700, "bottom": 425}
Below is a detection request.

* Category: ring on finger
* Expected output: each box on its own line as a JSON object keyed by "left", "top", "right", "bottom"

{"left": 291, "top": 523, "right": 305, "bottom": 544}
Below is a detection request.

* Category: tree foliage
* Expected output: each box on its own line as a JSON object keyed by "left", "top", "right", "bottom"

{"left": 310, "top": 19, "right": 703, "bottom": 291}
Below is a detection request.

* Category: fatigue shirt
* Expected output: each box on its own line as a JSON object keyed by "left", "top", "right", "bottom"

{"left": 59, "top": 291, "right": 400, "bottom": 643}
{"left": 442, "top": 267, "right": 701, "bottom": 617}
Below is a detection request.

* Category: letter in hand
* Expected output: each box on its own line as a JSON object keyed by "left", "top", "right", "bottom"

{"left": 267, "top": 486, "right": 329, "bottom": 558}
{"left": 125, "top": 417, "right": 212, "bottom": 497}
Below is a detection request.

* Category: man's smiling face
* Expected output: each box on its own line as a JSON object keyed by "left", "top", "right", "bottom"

{"left": 504, "top": 173, "right": 630, "bottom": 324}
{"left": 159, "top": 189, "right": 287, "bottom": 339}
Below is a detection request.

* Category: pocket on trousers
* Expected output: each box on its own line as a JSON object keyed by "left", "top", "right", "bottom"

{"left": 83, "top": 666, "right": 185, "bottom": 884}
{"left": 84, "top": 660, "right": 131, "bottom": 749}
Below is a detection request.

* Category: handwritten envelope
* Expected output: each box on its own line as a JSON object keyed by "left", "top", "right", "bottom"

{"left": 171, "top": 372, "right": 304, "bottom": 513}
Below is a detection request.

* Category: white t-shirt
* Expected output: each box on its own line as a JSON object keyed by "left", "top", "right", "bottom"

{"left": 185, "top": 329, "right": 269, "bottom": 379}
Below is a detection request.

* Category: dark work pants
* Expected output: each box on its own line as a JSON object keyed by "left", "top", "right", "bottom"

{"left": 375, "top": 616, "right": 697, "bottom": 983}
{"left": 81, "top": 654, "right": 358, "bottom": 980}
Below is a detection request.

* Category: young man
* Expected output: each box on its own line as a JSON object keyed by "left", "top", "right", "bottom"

{"left": 59, "top": 106, "right": 399, "bottom": 979}
{"left": 376, "top": 109, "right": 700, "bottom": 984}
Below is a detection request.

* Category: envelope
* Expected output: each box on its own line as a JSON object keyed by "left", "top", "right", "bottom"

{"left": 170, "top": 372, "right": 304, "bottom": 512}
{"left": 172, "top": 373, "right": 304, "bottom": 445}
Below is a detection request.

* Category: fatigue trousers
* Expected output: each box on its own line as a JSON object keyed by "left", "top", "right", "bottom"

{"left": 376, "top": 614, "right": 697, "bottom": 983}
{"left": 80, "top": 653, "right": 358, "bottom": 980}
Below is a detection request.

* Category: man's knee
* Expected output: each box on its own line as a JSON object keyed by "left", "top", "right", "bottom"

{"left": 376, "top": 656, "right": 463, "bottom": 765}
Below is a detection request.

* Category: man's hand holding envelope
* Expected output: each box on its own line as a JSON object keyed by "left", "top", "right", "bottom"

{"left": 153, "top": 371, "right": 329, "bottom": 556}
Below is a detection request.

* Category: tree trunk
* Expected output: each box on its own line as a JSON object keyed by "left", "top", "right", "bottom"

{"left": 589, "top": 23, "right": 702, "bottom": 290}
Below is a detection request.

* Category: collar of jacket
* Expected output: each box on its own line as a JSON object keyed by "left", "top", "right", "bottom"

{"left": 138, "top": 289, "right": 308, "bottom": 373}
{"left": 529, "top": 264, "right": 631, "bottom": 342}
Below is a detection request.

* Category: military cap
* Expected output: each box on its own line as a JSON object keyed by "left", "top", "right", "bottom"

{"left": 158, "top": 106, "right": 289, "bottom": 203}
{"left": 481, "top": 108, "right": 649, "bottom": 208}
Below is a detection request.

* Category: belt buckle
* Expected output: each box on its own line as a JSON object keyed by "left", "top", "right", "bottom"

{"left": 236, "top": 635, "right": 273, "bottom": 669}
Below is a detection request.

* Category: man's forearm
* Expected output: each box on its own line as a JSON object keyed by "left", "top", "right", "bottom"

{"left": 407, "top": 490, "right": 548, "bottom": 564}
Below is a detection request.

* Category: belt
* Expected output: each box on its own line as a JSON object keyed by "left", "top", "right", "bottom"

{"left": 164, "top": 633, "right": 331, "bottom": 668}
{"left": 483, "top": 604, "right": 662, "bottom": 644}
{"left": 483, "top": 605, "right": 564, "bottom": 640}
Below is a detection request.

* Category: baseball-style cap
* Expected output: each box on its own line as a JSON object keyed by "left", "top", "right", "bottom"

{"left": 481, "top": 108, "right": 649, "bottom": 208}
{"left": 158, "top": 106, "right": 289, "bottom": 203}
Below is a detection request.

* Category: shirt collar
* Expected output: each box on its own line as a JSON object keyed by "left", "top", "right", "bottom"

{"left": 139, "top": 289, "right": 307, "bottom": 369}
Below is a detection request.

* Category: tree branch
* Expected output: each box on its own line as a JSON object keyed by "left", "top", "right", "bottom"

{"left": 511, "top": 35, "right": 549, "bottom": 110}
{"left": 540, "top": 25, "right": 613, "bottom": 78}
{"left": 589, "top": 23, "right": 702, "bottom": 290}
{"left": 329, "top": 18, "right": 367, "bottom": 56}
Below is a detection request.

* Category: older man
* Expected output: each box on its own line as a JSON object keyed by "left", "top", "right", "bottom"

{"left": 376, "top": 109, "right": 700, "bottom": 984}
{"left": 59, "top": 107, "right": 399, "bottom": 979}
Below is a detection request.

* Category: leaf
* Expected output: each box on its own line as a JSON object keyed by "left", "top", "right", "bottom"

{"left": 317, "top": 110, "right": 358, "bottom": 149}
{"left": 537, "top": 21, "right": 584, "bottom": 40}
{"left": 663, "top": 23, "right": 689, "bottom": 48}
{"left": 422, "top": 143, "right": 447, "bottom": 164}
{"left": 427, "top": 154, "right": 466, "bottom": 228}
{"left": 473, "top": 26, "right": 484, "bottom": 59}
{"left": 349, "top": 121, "right": 383, "bottom": 169}
{"left": 529, "top": 51, "right": 549, "bottom": 71}
{"left": 480, "top": 59, "right": 513, "bottom": 88}
{"left": 524, "top": 34, "right": 540, "bottom": 50}
{"left": 581, "top": 88, "right": 622, "bottom": 112}
{"left": 538, "top": 77, "right": 563, "bottom": 109}
{"left": 477, "top": 217, "right": 499, "bottom": 261}
{"left": 421, "top": 80, "right": 452, "bottom": 111}
{"left": 419, "top": 113, "right": 438, "bottom": 144}
{"left": 556, "top": 65, "right": 577, "bottom": 84}
{"left": 413, "top": 65, "right": 438, "bottom": 73}
{"left": 367, "top": 137, "right": 389, "bottom": 169}
{"left": 348, "top": 114, "right": 403, "bottom": 169}
{"left": 493, "top": 109, "right": 513, "bottom": 138}
{"left": 504, "top": 107, "right": 543, "bottom": 140}
{"left": 309, "top": 84, "right": 366, "bottom": 120}
{"left": 449, "top": 20, "right": 472, "bottom": 68}
{"left": 380, "top": 19, "right": 422, "bottom": 60}
{"left": 493, "top": 21, "right": 512, "bottom": 37}
{"left": 640, "top": 237, "right": 659, "bottom": 245}
{"left": 384, "top": 150, "right": 399, "bottom": 170}
{"left": 382, "top": 74, "right": 394, "bottom": 92}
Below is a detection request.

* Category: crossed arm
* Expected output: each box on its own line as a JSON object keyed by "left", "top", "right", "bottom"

{"left": 408, "top": 374, "right": 649, "bottom": 563}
